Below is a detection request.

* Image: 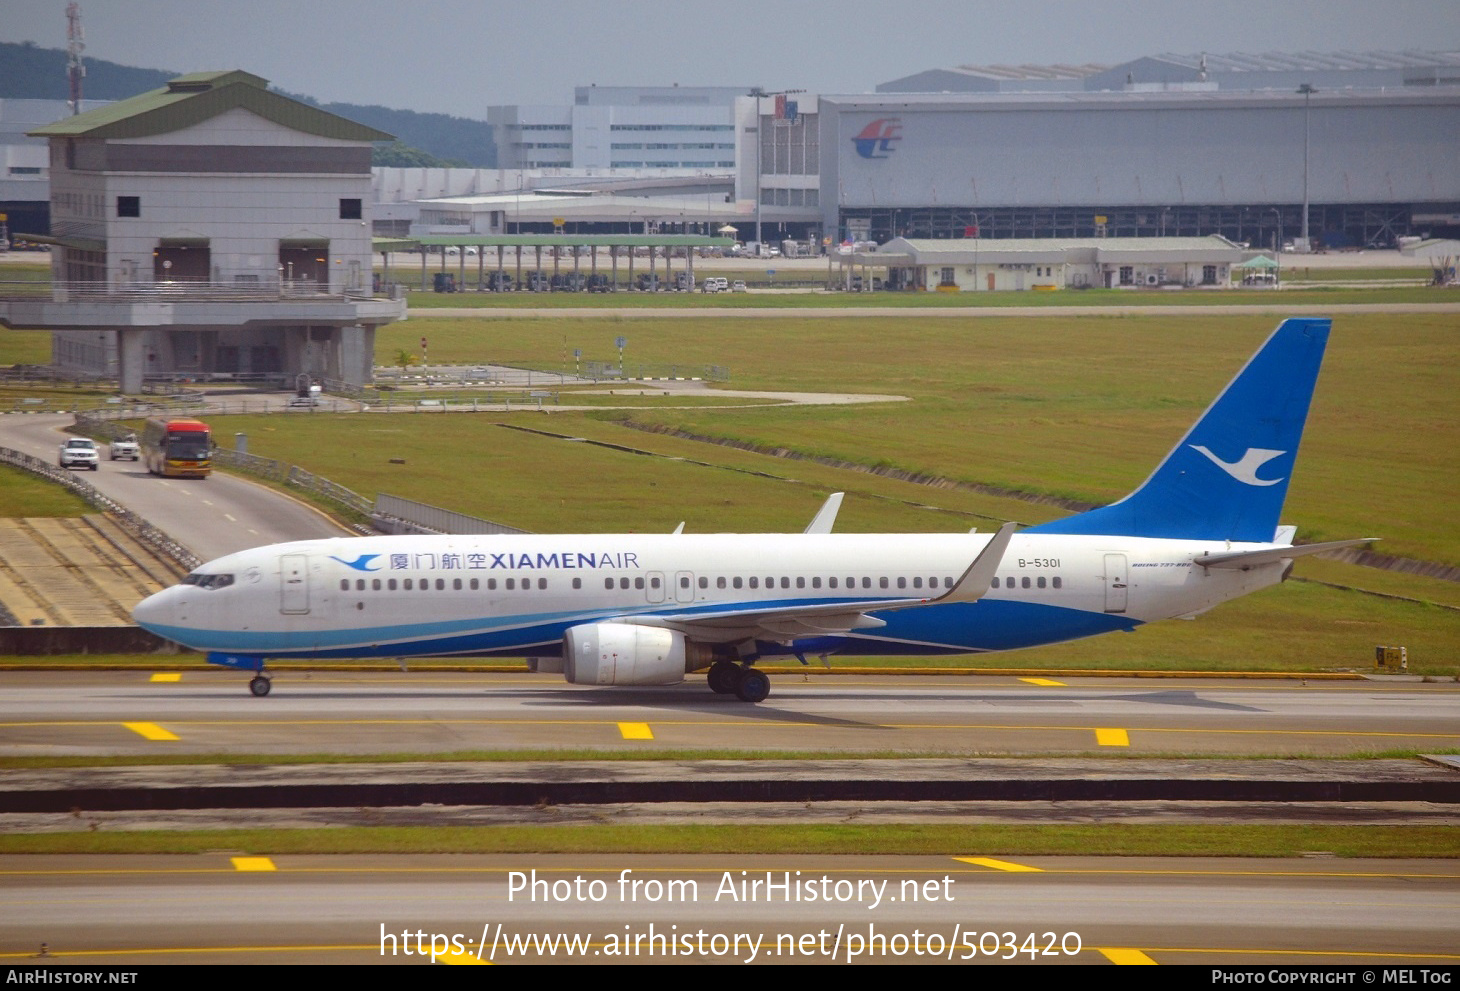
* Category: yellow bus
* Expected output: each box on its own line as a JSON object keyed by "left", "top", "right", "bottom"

{"left": 141, "top": 417, "right": 212, "bottom": 478}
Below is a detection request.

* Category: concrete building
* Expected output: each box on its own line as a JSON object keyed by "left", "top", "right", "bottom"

{"left": 489, "top": 86, "right": 743, "bottom": 171}
{"left": 0, "top": 70, "right": 405, "bottom": 392}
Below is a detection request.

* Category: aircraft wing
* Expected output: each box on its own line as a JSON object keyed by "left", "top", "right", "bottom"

{"left": 630, "top": 523, "right": 1015, "bottom": 643}
{"left": 1195, "top": 537, "right": 1377, "bottom": 570}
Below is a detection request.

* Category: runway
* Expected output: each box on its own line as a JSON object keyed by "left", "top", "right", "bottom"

{"left": 1, "top": 854, "right": 1456, "bottom": 965}
{"left": 2, "top": 670, "right": 1456, "bottom": 759}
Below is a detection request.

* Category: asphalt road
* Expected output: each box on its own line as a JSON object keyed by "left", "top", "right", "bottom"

{"left": 2, "top": 853, "right": 1455, "bottom": 966}
{"left": 0, "top": 413, "right": 351, "bottom": 559}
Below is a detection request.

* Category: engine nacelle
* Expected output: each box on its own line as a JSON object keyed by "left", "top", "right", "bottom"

{"left": 563, "top": 623, "right": 709, "bottom": 686}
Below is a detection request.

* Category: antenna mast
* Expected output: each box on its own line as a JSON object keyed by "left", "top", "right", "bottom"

{"left": 66, "top": 2, "right": 86, "bottom": 115}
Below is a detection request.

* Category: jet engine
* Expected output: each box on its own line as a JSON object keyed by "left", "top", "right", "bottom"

{"left": 562, "top": 622, "right": 711, "bottom": 686}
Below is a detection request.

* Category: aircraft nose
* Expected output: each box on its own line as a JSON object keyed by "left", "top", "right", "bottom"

{"left": 133, "top": 586, "right": 184, "bottom": 634}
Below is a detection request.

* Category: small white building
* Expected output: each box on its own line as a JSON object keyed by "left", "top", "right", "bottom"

{"left": 847, "top": 235, "right": 1244, "bottom": 291}
{"left": 1, "top": 70, "right": 405, "bottom": 391}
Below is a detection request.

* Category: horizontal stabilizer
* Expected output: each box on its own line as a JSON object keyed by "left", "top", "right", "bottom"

{"left": 1196, "top": 538, "right": 1378, "bottom": 570}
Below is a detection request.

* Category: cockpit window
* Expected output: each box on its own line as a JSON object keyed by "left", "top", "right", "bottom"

{"left": 182, "top": 572, "right": 234, "bottom": 590}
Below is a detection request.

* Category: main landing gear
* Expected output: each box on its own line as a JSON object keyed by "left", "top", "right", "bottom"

{"left": 248, "top": 675, "right": 271, "bottom": 697}
{"left": 706, "top": 660, "right": 771, "bottom": 703}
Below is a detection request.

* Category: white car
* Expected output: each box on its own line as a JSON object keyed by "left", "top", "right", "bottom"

{"left": 731, "top": 280, "right": 748, "bottom": 292}
{"left": 59, "top": 437, "right": 99, "bottom": 471}
{"left": 700, "top": 276, "right": 729, "bottom": 293}
{"left": 109, "top": 436, "right": 140, "bottom": 461}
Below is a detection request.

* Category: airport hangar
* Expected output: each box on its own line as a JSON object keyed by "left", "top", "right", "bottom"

{"left": 737, "top": 86, "right": 1460, "bottom": 250}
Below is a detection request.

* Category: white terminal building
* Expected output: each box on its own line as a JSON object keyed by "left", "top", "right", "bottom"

{"left": 0, "top": 71, "right": 405, "bottom": 391}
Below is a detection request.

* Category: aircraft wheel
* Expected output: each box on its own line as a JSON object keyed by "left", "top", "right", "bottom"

{"left": 707, "top": 661, "right": 738, "bottom": 695}
{"left": 248, "top": 676, "right": 271, "bottom": 697}
{"left": 734, "top": 667, "right": 770, "bottom": 704}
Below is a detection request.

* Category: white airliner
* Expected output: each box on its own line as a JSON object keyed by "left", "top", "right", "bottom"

{"left": 134, "top": 317, "right": 1373, "bottom": 702}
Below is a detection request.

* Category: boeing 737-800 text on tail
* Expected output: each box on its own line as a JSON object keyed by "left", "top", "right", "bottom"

{"left": 134, "top": 317, "right": 1373, "bottom": 702}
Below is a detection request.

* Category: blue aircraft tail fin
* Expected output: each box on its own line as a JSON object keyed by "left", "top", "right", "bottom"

{"left": 1025, "top": 317, "right": 1331, "bottom": 542}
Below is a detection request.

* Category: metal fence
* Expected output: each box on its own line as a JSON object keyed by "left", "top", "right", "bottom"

{"left": 374, "top": 493, "right": 529, "bottom": 536}
{"left": 210, "top": 448, "right": 374, "bottom": 520}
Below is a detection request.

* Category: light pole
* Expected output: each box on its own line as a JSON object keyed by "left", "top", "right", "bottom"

{"left": 1298, "top": 83, "right": 1316, "bottom": 252}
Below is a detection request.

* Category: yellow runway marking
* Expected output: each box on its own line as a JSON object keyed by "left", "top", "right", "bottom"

{"left": 1020, "top": 677, "right": 1065, "bottom": 686}
{"left": 1099, "top": 947, "right": 1158, "bottom": 965}
{"left": 1095, "top": 727, "right": 1130, "bottom": 747}
{"left": 122, "top": 722, "right": 179, "bottom": 741}
{"left": 149, "top": 673, "right": 181, "bottom": 683}
{"left": 435, "top": 949, "right": 491, "bottom": 965}
{"left": 955, "top": 857, "right": 1044, "bottom": 872}
{"left": 617, "top": 722, "right": 654, "bottom": 740}
{"left": 230, "top": 857, "right": 276, "bottom": 872}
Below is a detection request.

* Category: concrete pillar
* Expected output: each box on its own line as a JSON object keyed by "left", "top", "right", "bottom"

{"left": 117, "top": 329, "right": 146, "bottom": 394}
{"left": 339, "top": 324, "right": 375, "bottom": 387}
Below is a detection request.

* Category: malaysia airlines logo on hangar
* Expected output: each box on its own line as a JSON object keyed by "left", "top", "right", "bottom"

{"left": 851, "top": 118, "right": 902, "bottom": 159}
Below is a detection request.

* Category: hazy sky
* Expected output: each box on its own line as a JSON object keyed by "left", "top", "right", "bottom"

{"left": 3, "top": 0, "right": 1457, "bottom": 116}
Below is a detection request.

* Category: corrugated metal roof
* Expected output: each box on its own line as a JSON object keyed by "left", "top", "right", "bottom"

{"left": 29, "top": 70, "right": 391, "bottom": 143}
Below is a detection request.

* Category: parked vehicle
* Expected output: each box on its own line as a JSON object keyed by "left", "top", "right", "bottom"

{"left": 585, "top": 274, "right": 611, "bottom": 292}
{"left": 700, "top": 277, "right": 729, "bottom": 293}
{"left": 59, "top": 437, "right": 99, "bottom": 471}
{"left": 485, "top": 272, "right": 515, "bottom": 292}
{"left": 731, "top": 280, "right": 748, "bottom": 292}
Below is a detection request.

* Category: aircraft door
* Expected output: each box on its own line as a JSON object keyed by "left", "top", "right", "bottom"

{"left": 674, "top": 571, "right": 695, "bottom": 604}
{"left": 645, "top": 571, "right": 666, "bottom": 604}
{"left": 1103, "top": 553, "right": 1128, "bottom": 613}
{"left": 280, "top": 553, "right": 310, "bottom": 614}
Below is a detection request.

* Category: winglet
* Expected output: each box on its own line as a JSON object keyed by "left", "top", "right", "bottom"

{"left": 934, "top": 522, "right": 1015, "bottom": 603}
{"left": 804, "top": 493, "right": 845, "bottom": 534}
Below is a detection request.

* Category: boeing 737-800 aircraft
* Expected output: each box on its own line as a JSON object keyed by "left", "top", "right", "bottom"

{"left": 134, "top": 317, "right": 1373, "bottom": 702}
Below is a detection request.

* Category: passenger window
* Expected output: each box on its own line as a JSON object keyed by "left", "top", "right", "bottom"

{"left": 1022, "top": 577, "right": 1031, "bottom": 589}
{"left": 717, "top": 577, "right": 727, "bottom": 589}
{"left": 634, "top": 577, "right": 645, "bottom": 590}
{"left": 605, "top": 578, "right": 614, "bottom": 590}
{"left": 538, "top": 578, "right": 546, "bottom": 590}
{"left": 829, "top": 577, "right": 838, "bottom": 589}
{"left": 453, "top": 578, "right": 462, "bottom": 590}
{"left": 897, "top": 577, "right": 907, "bottom": 589}
{"left": 913, "top": 577, "right": 923, "bottom": 589}
{"left": 879, "top": 577, "right": 889, "bottom": 589}
{"left": 388, "top": 579, "right": 398, "bottom": 591}
{"left": 620, "top": 577, "right": 630, "bottom": 590}
{"left": 506, "top": 578, "right": 515, "bottom": 590}
{"left": 1037, "top": 577, "right": 1046, "bottom": 589}
{"left": 796, "top": 577, "right": 805, "bottom": 589}
{"left": 749, "top": 577, "right": 759, "bottom": 589}
{"left": 339, "top": 579, "right": 349, "bottom": 591}
{"left": 1053, "top": 577, "right": 1062, "bottom": 589}
{"left": 780, "top": 577, "right": 790, "bottom": 589}
{"left": 404, "top": 579, "right": 413, "bottom": 590}
{"left": 992, "top": 577, "right": 1000, "bottom": 589}
{"left": 572, "top": 578, "right": 581, "bottom": 589}
{"left": 698, "top": 577, "right": 708, "bottom": 589}
{"left": 470, "top": 579, "right": 479, "bottom": 590}
{"left": 812, "top": 577, "right": 821, "bottom": 589}
{"left": 373, "top": 579, "right": 382, "bottom": 591}
{"left": 487, "top": 579, "right": 497, "bottom": 590}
